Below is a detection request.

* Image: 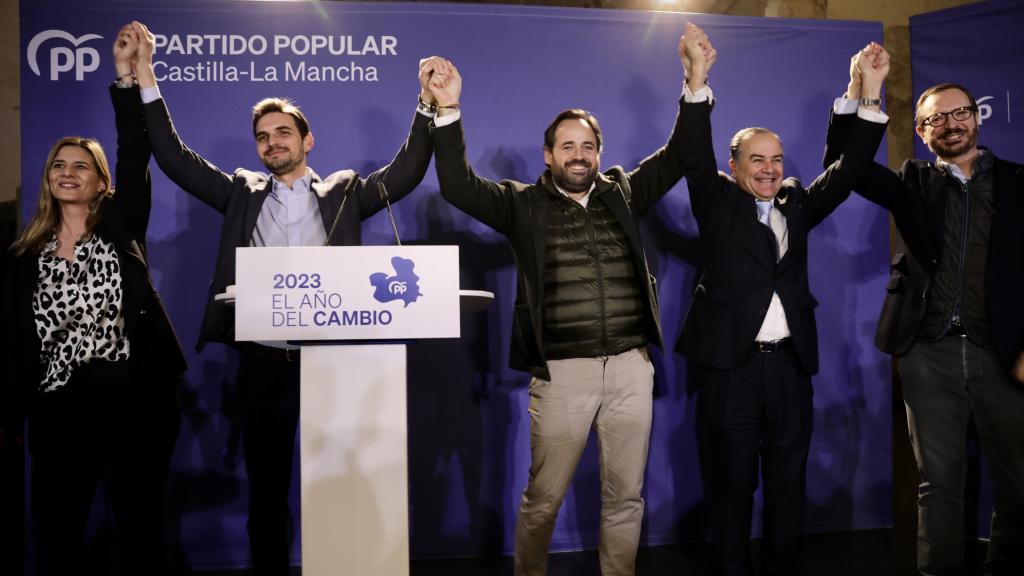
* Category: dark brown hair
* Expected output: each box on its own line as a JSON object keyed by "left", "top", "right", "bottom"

{"left": 543, "top": 109, "right": 603, "bottom": 152}
{"left": 252, "top": 97, "right": 311, "bottom": 138}
{"left": 915, "top": 83, "right": 977, "bottom": 126}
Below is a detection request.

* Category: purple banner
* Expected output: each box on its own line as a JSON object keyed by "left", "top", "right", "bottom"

{"left": 910, "top": 0, "right": 1024, "bottom": 539}
{"left": 911, "top": 1, "right": 1021, "bottom": 161}
{"left": 20, "top": 0, "right": 888, "bottom": 569}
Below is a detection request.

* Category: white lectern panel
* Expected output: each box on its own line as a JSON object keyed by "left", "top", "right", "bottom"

{"left": 235, "top": 245, "right": 459, "bottom": 341}
{"left": 300, "top": 344, "right": 408, "bottom": 576}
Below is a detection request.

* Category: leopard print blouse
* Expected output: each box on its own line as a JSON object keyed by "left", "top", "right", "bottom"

{"left": 33, "top": 233, "right": 130, "bottom": 392}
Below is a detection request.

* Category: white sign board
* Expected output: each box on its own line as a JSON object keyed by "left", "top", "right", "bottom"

{"left": 235, "top": 245, "right": 460, "bottom": 341}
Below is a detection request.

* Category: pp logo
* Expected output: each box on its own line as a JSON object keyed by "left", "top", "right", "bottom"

{"left": 27, "top": 30, "right": 103, "bottom": 81}
{"left": 369, "top": 256, "right": 422, "bottom": 307}
{"left": 976, "top": 96, "right": 994, "bottom": 126}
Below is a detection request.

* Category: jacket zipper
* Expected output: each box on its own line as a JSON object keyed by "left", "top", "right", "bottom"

{"left": 584, "top": 203, "right": 608, "bottom": 355}
{"left": 950, "top": 179, "right": 970, "bottom": 328}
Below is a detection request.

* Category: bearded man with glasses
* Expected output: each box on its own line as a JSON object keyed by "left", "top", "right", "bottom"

{"left": 826, "top": 73, "right": 1024, "bottom": 576}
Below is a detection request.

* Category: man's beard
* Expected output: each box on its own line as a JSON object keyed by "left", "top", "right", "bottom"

{"left": 930, "top": 124, "right": 978, "bottom": 159}
{"left": 262, "top": 147, "right": 303, "bottom": 176}
{"left": 551, "top": 160, "right": 598, "bottom": 193}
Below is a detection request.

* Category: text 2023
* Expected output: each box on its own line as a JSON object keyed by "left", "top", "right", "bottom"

{"left": 272, "top": 273, "right": 322, "bottom": 289}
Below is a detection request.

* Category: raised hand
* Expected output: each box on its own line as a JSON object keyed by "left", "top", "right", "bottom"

{"left": 846, "top": 49, "right": 863, "bottom": 99}
{"left": 846, "top": 42, "right": 888, "bottom": 102}
{"left": 855, "top": 42, "right": 888, "bottom": 113}
{"left": 858, "top": 42, "right": 889, "bottom": 89}
{"left": 680, "top": 22, "right": 715, "bottom": 93}
{"left": 129, "top": 21, "right": 158, "bottom": 89}
{"left": 112, "top": 23, "right": 138, "bottom": 79}
{"left": 133, "top": 21, "right": 157, "bottom": 65}
{"left": 418, "top": 57, "right": 443, "bottom": 104}
{"left": 425, "top": 58, "right": 461, "bottom": 115}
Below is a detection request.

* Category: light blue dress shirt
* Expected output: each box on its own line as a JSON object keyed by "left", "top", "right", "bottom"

{"left": 250, "top": 171, "right": 327, "bottom": 247}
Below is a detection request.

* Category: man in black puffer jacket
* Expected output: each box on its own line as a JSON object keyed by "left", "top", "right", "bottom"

{"left": 427, "top": 30, "right": 713, "bottom": 576}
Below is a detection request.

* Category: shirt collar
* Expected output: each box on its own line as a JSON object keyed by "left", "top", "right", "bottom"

{"left": 935, "top": 147, "right": 992, "bottom": 183}
{"left": 270, "top": 168, "right": 314, "bottom": 193}
{"left": 41, "top": 231, "right": 99, "bottom": 257}
{"left": 553, "top": 181, "right": 596, "bottom": 204}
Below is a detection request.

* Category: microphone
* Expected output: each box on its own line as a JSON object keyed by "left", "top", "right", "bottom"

{"left": 378, "top": 182, "right": 402, "bottom": 246}
{"left": 323, "top": 181, "right": 354, "bottom": 247}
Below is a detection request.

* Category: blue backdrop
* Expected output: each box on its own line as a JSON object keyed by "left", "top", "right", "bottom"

{"left": 20, "top": 0, "right": 890, "bottom": 569}
{"left": 910, "top": 0, "right": 1024, "bottom": 540}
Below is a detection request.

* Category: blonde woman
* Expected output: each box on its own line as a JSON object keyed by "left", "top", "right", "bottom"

{"left": 4, "top": 30, "right": 186, "bottom": 574}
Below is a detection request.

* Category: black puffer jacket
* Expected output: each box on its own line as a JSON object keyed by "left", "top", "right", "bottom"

{"left": 541, "top": 190, "right": 647, "bottom": 360}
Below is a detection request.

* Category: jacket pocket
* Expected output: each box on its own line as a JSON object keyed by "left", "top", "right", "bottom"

{"left": 693, "top": 283, "right": 732, "bottom": 304}
{"left": 885, "top": 252, "right": 908, "bottom": 294}
{"left": 885, "top": 273, "right": 905, "bottom": 294}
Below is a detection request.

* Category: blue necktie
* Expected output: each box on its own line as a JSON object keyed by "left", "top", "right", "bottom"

{"left": 756, "top": 200, "right": 772, "bottom": 225}
{"left": 756, "top": 200, "right": 787, "bottom": 260}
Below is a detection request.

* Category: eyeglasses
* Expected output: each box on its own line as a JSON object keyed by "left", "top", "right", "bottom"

{"left": 919, "top": 105, "right": 977, "bottom": 128}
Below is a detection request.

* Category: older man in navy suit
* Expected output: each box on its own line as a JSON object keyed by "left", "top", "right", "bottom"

{"left": 676, "top": 26, "right": 889, "bottom": 576}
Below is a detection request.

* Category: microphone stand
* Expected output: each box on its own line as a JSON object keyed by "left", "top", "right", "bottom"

{"left": 378, "top": 182, "right": 402, "bottom": 246}
{"left": 322, "top": 181, "right": 353, "bottom": 246}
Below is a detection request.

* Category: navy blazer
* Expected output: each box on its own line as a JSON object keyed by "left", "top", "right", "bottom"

{"left": 677, "top": 102, "right": 886, "bottom": 375}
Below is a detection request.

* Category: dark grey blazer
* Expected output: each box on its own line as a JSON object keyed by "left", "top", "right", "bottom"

{"left": 142, "top": 97, "right": 434, "bottom": 350}
{"left": 825, "top": 112, "right": 1024, "bottom": 374}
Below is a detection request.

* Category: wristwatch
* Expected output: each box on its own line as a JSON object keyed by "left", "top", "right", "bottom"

{"left": 416, "top": 95, "right": 436, "bottom": 116}
{"left": 115, "top": 73, "right": 135, "bottom": 89}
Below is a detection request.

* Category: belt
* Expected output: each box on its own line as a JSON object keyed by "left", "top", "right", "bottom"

{"left": 237, "top": 342, "right": 301, "bottom": 362}
{"left": 755, "top": 338, "right": 792, "bottom": 353}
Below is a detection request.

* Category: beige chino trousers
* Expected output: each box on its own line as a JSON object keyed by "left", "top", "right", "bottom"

{"left": 513, "top": 347, "right": 654, "bottom": 576}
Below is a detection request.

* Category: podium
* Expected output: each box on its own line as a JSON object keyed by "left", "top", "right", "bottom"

{"left": 232, "top": 246, "right": 489, "bottom": 575}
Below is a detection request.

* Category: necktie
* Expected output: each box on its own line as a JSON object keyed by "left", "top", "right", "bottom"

{"left": 756, "top": 200, "right": 788, "bottom": 260}
{"left": 756, "top": 200, "right": 771, "bottom": 225}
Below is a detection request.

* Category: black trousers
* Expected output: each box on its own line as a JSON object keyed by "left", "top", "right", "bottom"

{"left": 238, "top": 347, "right": 301, "bottom": 575}
{"left": 28, "top": 360, "right": 180, "bottom": 576}
{"left": 697, "top": 347, "right": 813, "bottom": 576}
{"left": 0, "top": 401, "right": 26, "bottom": 575}
{"left": 899, "top": 335, "right": 1024, "bottom": 576}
